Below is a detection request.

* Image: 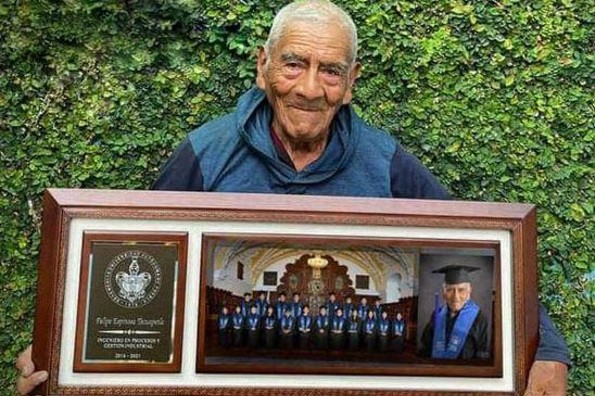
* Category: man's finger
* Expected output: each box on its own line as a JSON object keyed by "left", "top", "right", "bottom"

{"left": 15, "top": 345, "right": 34, "bottom": 376}
{"left": 16, "top": 370, "right": 48, "bottom": 395}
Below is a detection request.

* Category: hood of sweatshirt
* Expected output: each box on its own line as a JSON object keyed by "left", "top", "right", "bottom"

{"left": 235, "top": 87, "right": 361, "bottom": 186}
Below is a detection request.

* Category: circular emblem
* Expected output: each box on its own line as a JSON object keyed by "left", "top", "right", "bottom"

{"left": 308, "top": 279, "right": 325, "bottom": 295}
{"left": 104, "top": 250, "right": 162, "bottom": 309}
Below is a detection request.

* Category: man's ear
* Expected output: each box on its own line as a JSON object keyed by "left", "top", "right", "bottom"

{"left": 342, "top": 62, "right": 362, "bottom": 105}
{"left": 256, "top": 46, "right": 267, "bottom": 90}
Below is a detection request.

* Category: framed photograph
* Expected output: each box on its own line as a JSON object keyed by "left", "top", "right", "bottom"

{"left": 32, "top": 188, "right": 538, "bottom": 395}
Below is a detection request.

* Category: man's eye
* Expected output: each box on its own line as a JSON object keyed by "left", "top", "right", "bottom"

{"left": 286, "top": 62, "right": 301, "bottom": 69}
{"left": 323, "top": 68, "right": 343, "bottom": 77}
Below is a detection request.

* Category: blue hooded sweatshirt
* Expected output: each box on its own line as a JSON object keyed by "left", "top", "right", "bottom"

{"left": 153, "top": 87, "right": 449, "bottom": 199}
{"left": 152, "top": 87, "right": 570, "bottom": 366}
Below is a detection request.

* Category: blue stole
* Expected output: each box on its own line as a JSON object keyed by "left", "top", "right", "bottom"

{"left": 343, "top": 304, "right": 353, "bottom": 319}
{"left": 393, "top": 320, "right": 405, "bottom": 336}
{"left": 357, "top": 305, "right": 368, "bottom": 318}
{"left": 218, "top": 315, "right": 230, "bottom": 329}
{"left": 281, "top": 315, "right": 294, "bottom": 330}
{"left": 240, "top": 301, "right": 252, "bottom": 317}
{"left": 276, "top": 302, "right": 287, "bottom": 319}
{"left": 264, "top": 315, "right": 276, "bottom": 329}
{"left": 365, "top": 319, "right": 376, "bottom": 333}
{"left": 232, "top": 313, "right": 244, "bottom": 329}
{"left": 327, "top": 302, "right": 339, "bottom": 316}
{"left": 349, "top": 319, "right": 359, "bottom": 331}
{"left": 256, "top": 299, "right": 268, "bottom": 316}
{"left": 374, "top": 305, "right": 383, "bottom": 319}
{"left": 432, "top": 300, "right": 480, "bottom": 359}
{"left": 247, "top": 314, "right": 259, "bottom": 330}
{"left": 290, "top": 302, "right": 302, "bottom": 318}
{"left": 332, "top": 316, "right": 345, "bottom": 331}
{"left": 299, "top": 315, "right": 311, "bottom": 330}
{"left": 317, "top": 315, "right": 329, "bottom": 329}
{"left": 379, "top": 319, "right": 389, "bottom": 335}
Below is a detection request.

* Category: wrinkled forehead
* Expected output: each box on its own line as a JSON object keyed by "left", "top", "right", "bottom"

{"left": 272, "top": 21, "right": 352, "bottom": 63}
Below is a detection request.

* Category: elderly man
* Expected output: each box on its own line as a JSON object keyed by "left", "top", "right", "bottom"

{"left": 16, "top": 1, "right": 569, "bottom": 394}
{"left": 419, "top": 265, "right": 489, "bottom": 359}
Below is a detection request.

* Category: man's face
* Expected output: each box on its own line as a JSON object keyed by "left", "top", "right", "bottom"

{"left": 244, "top": 295, "right": 251, "bottom": 302}
{"left": 293, "top": 294, "right": 300, "bottom": 302}
{"left": 259, "top": 293, "right": 265, "bottom": 301}
{"left": 442, "top": 282, "right": 472, "bottom": 313}
{"left": 256, "top": 21, "right": 360, "bottom": 143}
{"left": 346, "top": 297, "right": 352, "bottom": 304}
{"left": 329, "top": 294, "right": 336, "bottom": 302}
{"left": 361, "top": 298, "right": 367, "bottom": 305}
{"left": 279, "top": 295, "right": 286, "bottom": 302}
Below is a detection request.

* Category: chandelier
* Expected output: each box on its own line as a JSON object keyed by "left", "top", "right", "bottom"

{"left": 307, "top": 253, "right": 328, "bottom": 279}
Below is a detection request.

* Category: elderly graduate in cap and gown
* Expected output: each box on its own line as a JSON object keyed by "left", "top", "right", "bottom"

{"left": 420, "top": 265, "right": 489, "bottom": 360}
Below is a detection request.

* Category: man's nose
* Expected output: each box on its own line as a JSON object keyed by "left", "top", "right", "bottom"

{"left": 295, "top": 67, "right": 324, "bottom": 101}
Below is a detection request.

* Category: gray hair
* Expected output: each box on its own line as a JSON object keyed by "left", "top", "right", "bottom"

{"left": 264, "top": 0, "right": 358, "bottom": 66}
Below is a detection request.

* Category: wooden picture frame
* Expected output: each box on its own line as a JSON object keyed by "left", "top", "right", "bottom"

{"left": 32, "top": 188, "right": 538, "bottom": 396}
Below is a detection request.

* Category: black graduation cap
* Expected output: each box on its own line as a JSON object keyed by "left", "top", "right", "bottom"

{"left": 432, "top": 265, "right": 480, "bottom": 284}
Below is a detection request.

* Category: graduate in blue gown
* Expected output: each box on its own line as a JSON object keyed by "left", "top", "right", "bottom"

{"left": 329, "top": 307, "right": 347, "bottom": 350}
{"left": 297, "top": 305, "right": 313, "bottom": 349}
{"left": 279, "top": 308, "right": 296, "bottom": 349}
{"left": 377, "top": 310, "right": 391, "bottom": 352}
{"left": 363, "top": 310, "right": 377, "bottom": 353}
{"left": 263, "top": 306, "right": 277, "bottom": 349}
{"left": 392, "top": 312, "right": 407, "bottom": 353}
{"left": 347, "top": 309, "right": 362, "bottom": 351}
{"left": 314, "top": 305, "right": 330, "bottom": 350}
{"left": 217, "top": 306, "right": 232, "bottom": 348}
{"left": 246, "top": 305, "right": 261, "bottom": 348}
{"left": 231, "top": 305, "right": 245, "bottom": 348}
{"left": 254, "top": 291, "right": 269, "bottom": 317}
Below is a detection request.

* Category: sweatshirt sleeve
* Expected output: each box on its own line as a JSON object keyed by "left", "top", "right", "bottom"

{"left": 151, "top": 138, "right": 204, "bottom": 191}
{"left": 390, "top": 146, "right": 451, "bottom": 200}
{"left": 535, "top": 303, "right": 572, "bottom": 366}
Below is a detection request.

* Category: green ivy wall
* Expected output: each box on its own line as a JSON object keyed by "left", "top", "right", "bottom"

{"left": 0, "top": 0, "right": 593, "bottom": 394}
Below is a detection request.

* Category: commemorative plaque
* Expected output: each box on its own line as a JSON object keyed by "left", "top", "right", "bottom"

{"left": 32, "top": 189, "right": 538, "bottom": 395}
{"left": 73, "top": 232, "right": 187, "bottom": 372}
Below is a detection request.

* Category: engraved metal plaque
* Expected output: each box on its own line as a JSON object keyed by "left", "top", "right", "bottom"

{"left": 74, "top": 232, "right": 187, "bottom": 372}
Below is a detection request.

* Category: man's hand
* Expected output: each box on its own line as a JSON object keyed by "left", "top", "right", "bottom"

{"left": 524, "top": 360, "right": 568, "bottom": 396}
{"left": 15, "top": 345, "right": 48, "bottom": 395}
